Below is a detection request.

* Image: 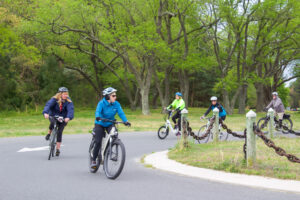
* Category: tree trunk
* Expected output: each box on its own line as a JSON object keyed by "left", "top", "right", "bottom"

{"left": 222, "top": 88, "right": 231, "bottom": 114}
{"left": 238, "top": 84, "right": 248, "bottom": 114}
{"left": 255, "top": 82, "right": 265, "bottom": 112}
{"left": 140, "top": 88, "right": 150, "bottom": 115}
{"left": 179, "top": 69, "right": 189, "bottom": 108}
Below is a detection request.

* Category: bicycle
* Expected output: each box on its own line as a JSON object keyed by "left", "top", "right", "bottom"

{"left": 157, "top": 108, "right": 180, "bottom": 139}
{"left": 88, "top": 118, "right": 127, "bottom": 180}
{"left": 196, "top": 117, "right": 228, "bottom": 144}
{"left": 257, "top": 113, "right": 293, "bottom": 134}
{"left": 48, "top": 115, "right": 64, "bottom": 160}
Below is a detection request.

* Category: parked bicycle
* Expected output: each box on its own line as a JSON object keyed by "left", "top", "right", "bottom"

{"left": 88, "top": 118, "right": 127, "bottom": 179}
{"left": 196, "top": 117, "right": 228, "bottom": 144}
{"left": 257, "top": 113, "right": 293, "bottom": 134}
{"left": 157, "top": 108, "right": 180, "bottom": 139}
{"left": 48, "top": 115, "right": 64, "bottom": 160}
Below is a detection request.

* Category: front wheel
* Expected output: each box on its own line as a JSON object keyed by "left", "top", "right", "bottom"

{"left": 282, "top": 118, "right": 293, "bottom": 134}
{"left": 197, "top": 125, "right": 210, "bottom": 144}
{"left": 157, "top": 125, "right": 169, "bottom": 139}
{"left": 103, "top": 139, "right": 126, "bottom": 180}
{"left": 219, "top": 131, "right": 228, "bottom": 141}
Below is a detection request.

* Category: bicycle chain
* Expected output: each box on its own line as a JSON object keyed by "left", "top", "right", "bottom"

{"left": 254, "top": 124, "right": 300, "bottom": 163}
{"left": 187, "top": 116, "right": 215, "bottom": 141}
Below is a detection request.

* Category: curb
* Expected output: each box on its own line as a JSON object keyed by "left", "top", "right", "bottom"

{"left": 144, "top": 150, "right": 300, "bottom": 193}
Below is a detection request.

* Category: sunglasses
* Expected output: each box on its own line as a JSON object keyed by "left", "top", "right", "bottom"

{"left": 111, "top": 95, "right": 117, "bottom": 98}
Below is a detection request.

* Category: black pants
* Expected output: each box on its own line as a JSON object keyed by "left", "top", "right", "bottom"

{"left": 172, "top": 110, "right": 182, "bottom": 131}
{"left": 49, "top": 118, "right": 67, "bottom": 143}
{"left": 220, "top": 116, "right": 226, "bottom": 121}
{"left": 92, "top": 124, "right": 113, "bottom": 161}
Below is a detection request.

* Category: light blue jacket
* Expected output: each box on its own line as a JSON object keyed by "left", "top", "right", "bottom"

{"left": 94, "top": 98, "right": 127, "bottom": 127}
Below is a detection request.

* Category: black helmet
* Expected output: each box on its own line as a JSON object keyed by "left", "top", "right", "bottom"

{"left": 58, "top": 87, "right": 68, "bottom": 93}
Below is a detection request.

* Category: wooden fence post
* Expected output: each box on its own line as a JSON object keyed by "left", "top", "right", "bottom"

{"left": 180, "top": 108, "right": 189, "bottom": 149}
{"left": 212, "top": 108, "right": 220, "bottom": 143}
{"left": 246, "top": 110, "right": 256, "bottom": 167}
{"left": 268, "top": 108, "right": 275, "bottom": 139}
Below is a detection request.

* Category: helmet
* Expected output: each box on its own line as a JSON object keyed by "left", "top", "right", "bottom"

{"left": 210, "top": 96, "right": 217, "bottom": 101}
{"left": 102, "top": 87, "right": 117, "bottom": 96}
{"left": 58, "top": 87, "right": 68, "bottom": 93}
{"left": 175, "top": 92, "right": 182, "bottom": 97}
{"left": 272, "top": 92, "right": 278, "bottom": 96}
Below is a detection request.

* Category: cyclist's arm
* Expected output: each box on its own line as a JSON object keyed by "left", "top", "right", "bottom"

{"left": 217, "top": 104, "right": 223, "bottom": 113}
{"left": 167, "top": 100, "right": 176, "bottom": 109}
{"left": 176, "top": 99, "right": 185, "bottom": 111}
{"left": 204, "top": 105, "right": 212, "bottom": 117}
{"left": 274, "top": 98, "right": 283, "bottom": 109}
{"left": 66, "top": 102, "right": 74, "bottom": 120}
{"left": 266, "top": 100, "right": 273, "bottom": 110}
{"left": 116, "top": 102, "right": 128, "bottom": 122}
{"left": 42, "top": 98, "right": 56, "bottom": 115}
{"left": 95, "top": 101, "right": 104, "bottom": 119}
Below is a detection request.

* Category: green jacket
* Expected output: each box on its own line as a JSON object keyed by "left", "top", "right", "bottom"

{"left": 168, "top": 99, "right": 185, "bottom": 111}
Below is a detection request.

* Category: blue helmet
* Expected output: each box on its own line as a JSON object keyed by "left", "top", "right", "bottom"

{"left": 175, "top": 92, "right": 182, "bottom": 97}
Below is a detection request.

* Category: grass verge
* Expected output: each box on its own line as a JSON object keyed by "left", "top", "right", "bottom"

{"left": 169, "top": 137, "right": 300, "bottom": 180}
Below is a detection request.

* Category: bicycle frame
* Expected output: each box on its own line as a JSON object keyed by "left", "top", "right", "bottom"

{"left": 164, "top": 110, "right": 178, "bottom": 134}
{"left": 100, "top": 126, "right": 118, "bottom": 159}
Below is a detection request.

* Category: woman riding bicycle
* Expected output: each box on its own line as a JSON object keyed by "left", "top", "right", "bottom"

{"left": 167, "top": 92, "right": 185, "bottom": 136}
{"left": 265, "top": 92, "right": 285, "bottom": 128}
{"left": 91, "top": 87, "right": 131, "bottom": 169}
{"left": 42, "top": 87, "right": 74, "bottom": 156}
{"left": 200, "top": 96, "right": 227, "bottom": 121}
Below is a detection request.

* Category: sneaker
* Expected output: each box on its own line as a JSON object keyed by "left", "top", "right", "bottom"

{"left": 91, "top": 161, "right": 97, "bottom": 169}
{"left": 45, "top": 134, "right": 50, "bottom": 141}
{"left": 176, "top": 132, "right": 181, "bottom": 136}
{"left": 56, "top": 149, "right": 60, "bottom": 156}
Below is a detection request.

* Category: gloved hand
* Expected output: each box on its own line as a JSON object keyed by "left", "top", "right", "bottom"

{"left": 200, "top": 115, "right": 205, "bottom": 120}
{"left": 124, "top": 121, "right": 131, "bottom": 127}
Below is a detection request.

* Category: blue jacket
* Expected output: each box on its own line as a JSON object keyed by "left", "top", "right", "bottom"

{"left": 95, "top": 98, "right": 127, "bottom": 127}
{"left": 204, "top": 103, "right": 226, "bottom": 117}
{"left": 42, "top": 98, "right": 74, "bottom": 120}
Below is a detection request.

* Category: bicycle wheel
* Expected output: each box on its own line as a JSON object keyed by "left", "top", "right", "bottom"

{"left": 282, "top": 118, "right": 293, "bottom": 134}
{"left": 48, "top": 130, "right": 56, "bottom": 160}
{"left": 88, "top": 139, "right": 101, "bottom": 173}
{"left": 157, "top": 125, "right": 169, "bottom": 139}
{"left": 219, "top": 131, "right": 228, "bottom": 141}
{"left": 197, "top": 125, "right": 210, "bottom": 144}
{"left": 103, "top": 139, "right": 126, "bottom": 180}
{"left": 257, "top": 117, "right": 268, "bottom": 135}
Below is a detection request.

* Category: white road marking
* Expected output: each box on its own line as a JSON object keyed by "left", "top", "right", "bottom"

{"left": 17, "top": 145, "right": 64, "bottom": 152}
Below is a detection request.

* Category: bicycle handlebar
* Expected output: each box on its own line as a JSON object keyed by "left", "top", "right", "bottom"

{"left": 95, "top": 117, "right": 126, "bottom": 125}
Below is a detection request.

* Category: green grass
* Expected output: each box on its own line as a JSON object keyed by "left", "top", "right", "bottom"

{"left": 0, "top": 107, "right": 299, "bottom": 137}
{"left": 169, "top": 137, "right": 300, "bottom": 180}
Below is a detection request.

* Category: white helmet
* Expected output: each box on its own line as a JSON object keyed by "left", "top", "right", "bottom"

{"left": 210, "top": 96, "right": 217, "bottom": 101}
{"left": 102, "top": 87, "right": 117, "bottom": 96}
{"left": 272, "top": 92, "right": 278, "bottom": 96}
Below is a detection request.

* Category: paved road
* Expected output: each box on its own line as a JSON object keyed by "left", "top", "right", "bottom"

{"left": 0, "top": 132, "right": 299, "bottom": 200}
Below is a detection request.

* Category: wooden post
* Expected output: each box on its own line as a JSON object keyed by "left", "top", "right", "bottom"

{"left": 179, "top": 108, "right": 189, "bottom": 149}
{"left": 246, "top": 110, "right": 256, "bottom": 167}
{"left": 212, "top": 107, "right": 219, "bottom": 143}
{"left": 268, "top": 108, "right": 275, "bottom": 139}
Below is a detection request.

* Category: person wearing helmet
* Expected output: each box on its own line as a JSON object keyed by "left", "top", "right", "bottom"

{"left": 42, "top": 87, "right": 74, "bottom": 156}
{"left": 200, "top": 96, "right": 227, "bottom": 121}
{"left": 91, "top": 87, "right": 131, "bottom": 169}
{"left": 167, "top": 92, "right": 185, "bottom": 136}
{"left": 266, "top": 92, "right": 285, "bottom": 128}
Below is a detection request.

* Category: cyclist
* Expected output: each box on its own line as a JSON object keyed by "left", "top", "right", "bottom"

{"left": 91, "top": 87, "right": 131, "bottom": 169}
{"left": 42, "top": 87, "right": 74, "bottom": 156}
{"left": 200, "top": 96, "right": 227, "bottom": 121}
{"left": 167, "top": 92, "right": 185, "bottom": 136}
{"left": 265, "top": 92, "right": 285, "bottom": 128}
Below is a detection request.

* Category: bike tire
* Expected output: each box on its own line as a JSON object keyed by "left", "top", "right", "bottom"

{"left": 157, "top": 125, "right": 169, "bottom": 139}
{"left": 48, "top": 130, "right": 57, "bottom": 160}
{"left": 197, "top": 125, "right": 210, "bottom": 144}
{"left": 103, "top": 139, "right": 126, "bottom": 180}
{"left": 219, "top": 131, "right": 228, "bottom": 141}
{"left": 88, "top": 139, "right": 101, "bottom": 173}
{"left": 282, "top": 118, "right": 293, "bottom": 134}
{"left": 257, "top": 117, "right": 268, "bottom": 135}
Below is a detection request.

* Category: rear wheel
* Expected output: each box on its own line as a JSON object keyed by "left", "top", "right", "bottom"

{"left": 257, "top": 117, "right": 269, "bottom": 135}
{"left": 103, "top": 139, "right": 126, "bottom": 180}
{"left": 89, "top": 139, "right": 101, "bottom": 173}
{"left": 282, "top": 118, "right": 293, "bottom": 134}
{"left": 157, "top": 125, "right": 169, "bottom": 139}
{"left": 197, "top": 125, "right": 210, "bottom": 144}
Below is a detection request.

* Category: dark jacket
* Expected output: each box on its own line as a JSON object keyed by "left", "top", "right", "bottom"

{"left": 204, "top": 103, "right": 227, "bottom": 117}
{"left": 95, "top": 98, "right": 127, "bottom": 127}
{"left": 42, "top": 97, "right": 74, "bottom": 120}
